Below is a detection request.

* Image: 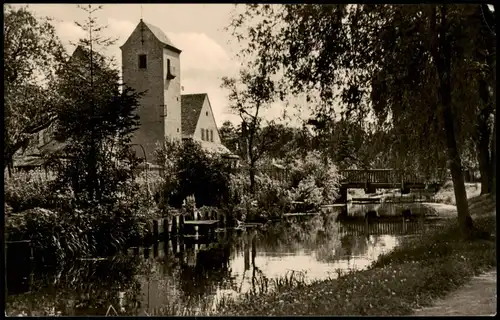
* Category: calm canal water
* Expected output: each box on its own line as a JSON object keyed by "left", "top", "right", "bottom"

{"left": 6, "top": 208, "right": 443, "bottom": 316}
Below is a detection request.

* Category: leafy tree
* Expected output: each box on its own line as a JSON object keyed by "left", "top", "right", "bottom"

{"left": 154, "top": 139, "right": 232, "bottom": 208}
{"left": 288, "top": 151, "right": 341, "bottom": 206}
{"left": 221, "top": 66, "right": 278, "bottom": 193}
{"left": 228, "top": 4, "right": 495, "bottom": 233}
{"left": 3, "top": 5, "right": 65, "bottom": 175}
{"left": 218, "top": 120, "right": 240, "bottom": 154}
{"left": 257, "top": 124, "right": 312, "bottom": 162}
{"left": 51, "top": 5, "right": 141, "bottom": 206}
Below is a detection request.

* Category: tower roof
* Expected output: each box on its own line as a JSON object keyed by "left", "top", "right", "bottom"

{"left": 141, "top": 20, "right": 181, "bottom": 53}
{"left": 181, "top": 93, "right": 207, "bottom": 136}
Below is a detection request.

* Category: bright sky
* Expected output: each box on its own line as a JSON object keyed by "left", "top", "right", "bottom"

{"left": 22, "top": 3, "right": 308, "bottom": 127}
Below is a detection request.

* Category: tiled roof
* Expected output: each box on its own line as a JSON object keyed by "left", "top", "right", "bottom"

{"left": 181, "top": 93, "right": 207, "bottom": 136}
{"left": 13, "top": 139, "right": 69, "bottom": 168}
{"left": 65, "top": 45, "right": 107, "bottom": 76}
{"left": 70, "top": 45, "right": 105, "bottom": 62}
{"left": 13, "top": 156, "right": 47, "bottom": 168}
{"left": 38, "top": 140, "right": 68, "bottom": 156}
{"left": 142, "top": 21, "right": 181, "bottom": 53}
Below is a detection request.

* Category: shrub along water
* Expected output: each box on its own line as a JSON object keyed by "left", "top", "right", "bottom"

{"left": 5, "top": 171, "right": 154, "bottom": 264}
{"left": 226, "top": 152, "right": 342, "bottom": 223}
{"left": 154, "top": 139, "right": 232, "bottom": 210}
{"left": 5, "top": 204, "right": 150, "bottom": 265}
{"left": 4, "top": 170, "right": 74, "bottom": 214}
{"left": 153, "top": 143, "right": 343, "bottom": 224}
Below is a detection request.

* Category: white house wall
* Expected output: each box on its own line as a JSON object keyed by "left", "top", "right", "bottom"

{"left": 192, "top": 96, "right": 221, "bottom": 144}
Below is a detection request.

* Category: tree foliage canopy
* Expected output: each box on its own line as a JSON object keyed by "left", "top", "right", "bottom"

{"left": 228, "top": 4, "right": 495, "bottom": 171}
{"left": 228, "top": 4, "right": 496, "bottom": 231}
{"left": 50, "top": 5, "right": 141, "bottom": 206}
{"left": 154, "top": 139, "right": 232, "bottom": 209}
{"left": 4, "top": 5, "right": 65, "bottom": 171}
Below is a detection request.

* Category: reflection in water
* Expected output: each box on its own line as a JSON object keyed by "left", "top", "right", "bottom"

{"left": 6, "top": 213, "right": 439, "bottom": 316}
{"left": 348, "top": 201, "right": 438, "bottom": 218}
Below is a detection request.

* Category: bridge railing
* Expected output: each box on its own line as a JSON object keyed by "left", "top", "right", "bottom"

{"left": 339, "top": 169, "right": 447, "bottom": 185}
{"left": 340, "top": 169, "right": 402, "bottom": 184}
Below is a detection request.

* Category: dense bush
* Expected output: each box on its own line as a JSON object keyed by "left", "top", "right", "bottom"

{"left": 4, "top": 171, "right": 75, "bottom": 213}
{"left": 47, "top": 144, "right": 140, "bottom": 210}
{"left": 5, "top": 201, "right": 149, "bottom": 264}
{"left": 6, "top": 207, "right": 93, "bottom": 263}
{"left": 154, "top": 139, "right": 232, "bottom": 209}
{"left": 288, "top": 176, "right": 323, "bottom": 209}
{"left": 5, "top": 168, "right": 154, "bottom": 263}
{"left": 227, "top": 172, "right": 291, "bottom": 222}
{"left": 288, "top": 151, "right": 341, "bottom": 206}
{"left": 198, "top": 205, "right": 219, "bottom": 220}
{"left": 226, "top": 152, "right": 341, "bottom": 222}
{"left": 254, "top": 174, "right": 291, "bottom": 219}
{"left": 132, "top": 170, "right": 166, "bottom": 219}
{"left": 4, "top": 171, "right": 49, "bottom": 212}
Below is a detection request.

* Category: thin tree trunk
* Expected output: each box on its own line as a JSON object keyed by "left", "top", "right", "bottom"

{"left": 249, "top": 165, "right": 256, "bottom": 194}
{"left": 491, "top": 116, "right": 496, "bottom": 194}
{"left": 490, "top": 25, "right": 496, "bottom": 194}
{"left": 477, "top": 78, "right": 494, "bottom": 194}
{"left": 476, "top": 123, "right": 492, "bottom": 194}
{"left": 435, "top": 4, "right": 473, "bottom": 233}
{"left": 248, "top": 120, "right": 256, "bottom": 194}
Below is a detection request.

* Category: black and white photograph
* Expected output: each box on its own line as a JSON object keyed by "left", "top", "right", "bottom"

{"left": 4, "top": 3, "right": 496, "bottom": 316}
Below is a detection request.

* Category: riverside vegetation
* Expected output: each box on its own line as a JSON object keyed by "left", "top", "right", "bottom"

{"left": 5, "top": 143, "right": 341, "bottom": 263}
{"left": 141, "top": 194, "right": 494, "bottom": 316}
{"left": 211, "top": 195, "right": 496, "bottom": 316}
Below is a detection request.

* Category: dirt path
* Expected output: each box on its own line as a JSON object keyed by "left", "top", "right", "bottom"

{"left": 412, "top": 269, "right": 497, "bottom": 316}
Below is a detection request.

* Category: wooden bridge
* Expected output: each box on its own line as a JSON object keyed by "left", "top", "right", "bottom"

{"left": 336, "top": 169, "right": 446, "bottom": 205}
{"left": 338, "top": 169, "right": 445, "bottom": 189}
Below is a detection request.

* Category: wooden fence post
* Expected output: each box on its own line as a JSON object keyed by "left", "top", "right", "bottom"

{"left": 164, "top": 239, "right": 169, "bottom": 256}
{"left": 172, "top": 216, "right": 177, "bottom": 236}
{"left": 172, "top": 238, "right": 178, "bottom": 254}
{"left": 154, "top": 243, "right": 159, "bottom": 258}
{"left": 179, "top": 215, "right": 185, "bottom": 235}
{"left": 153, "top": 220, "right": 159, "bottom": 240}
{"left": 163, "top": 219, "right": 169, "bottom": 239}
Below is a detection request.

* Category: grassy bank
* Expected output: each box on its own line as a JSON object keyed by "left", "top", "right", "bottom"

{"left": 208, "top": 194, "right": 496, "bottom": 316}
{"left": 433, "top": 181, "right": 481, "bottom": 205}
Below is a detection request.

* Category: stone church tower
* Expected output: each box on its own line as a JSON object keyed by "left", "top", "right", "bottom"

{"left": 120, "top": 19, "right": 182, "bottom": 162}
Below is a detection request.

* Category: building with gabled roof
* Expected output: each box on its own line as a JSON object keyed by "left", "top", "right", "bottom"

{"left": 121, "top": 19, "right": 237, "bottom": 164}
{"left": 13, "top": 20, "right": 238, "bottom": 171}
